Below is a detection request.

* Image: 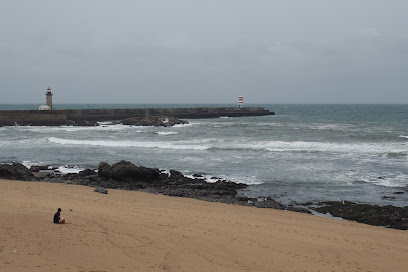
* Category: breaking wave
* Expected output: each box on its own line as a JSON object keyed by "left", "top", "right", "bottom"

{"left": 48, "top": 137, "right": 209, "bottom": 150}
{"left": 155, "top": 132, "right": 179, "bottom": 135}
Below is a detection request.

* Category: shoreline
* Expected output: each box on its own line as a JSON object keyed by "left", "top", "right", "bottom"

{"left": 1, "top": 161, "right": 407, "bottom": 230}
{"left": 1, "top": 178, "right": 407, "bottom": 271}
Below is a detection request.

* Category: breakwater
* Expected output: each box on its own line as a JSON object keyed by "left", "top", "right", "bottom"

{"left": 0, "top": 110, "right": 67, "bottom": 126}
{"left": 0, "top": 107, "right": 274, "bottom": 126}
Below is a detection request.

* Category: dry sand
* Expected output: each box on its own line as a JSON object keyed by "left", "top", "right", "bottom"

{"left": 0, "top": 179, "right": 407, "bottom": 272}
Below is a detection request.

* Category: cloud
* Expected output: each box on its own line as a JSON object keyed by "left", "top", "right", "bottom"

{"left": 356, "top": 27, "right": 382, "bottom": 38}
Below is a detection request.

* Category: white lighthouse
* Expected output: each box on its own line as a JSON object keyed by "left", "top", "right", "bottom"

{"left": 39, "top": 87, "right": 53, "bottom": 110}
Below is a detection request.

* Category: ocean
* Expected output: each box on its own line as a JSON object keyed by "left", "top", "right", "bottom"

{"left": 1, "top": 104, "right": 407, "bottom": 207}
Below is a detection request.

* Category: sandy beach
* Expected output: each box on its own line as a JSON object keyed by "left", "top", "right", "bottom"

{"left": 0, "top": 179, "right": 407, "bottom": 272}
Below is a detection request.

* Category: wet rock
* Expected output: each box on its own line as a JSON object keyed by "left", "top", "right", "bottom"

{"left": 94, "top": 188, "right": 108, "bottom": 194}
{"left": 312, "top": 201, "right": 408, "bottom": 230}
{"left": 30, "top": 165, "right": 50, "bottom": 172}
{"left": 78, "top": 169, "right": 97, "bottom": 177}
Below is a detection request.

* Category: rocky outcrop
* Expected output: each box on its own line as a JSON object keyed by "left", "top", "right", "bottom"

{"left": 7, "top": 161, "right": 408, "bottom": 230}
{"left": 312, "top": 201, "right": 408, "bottom": 230}
{"left": 0, "top": 162, "right": 34, "bottom": 181}
{"left": 120, "top": 116, "right": 188, "bottom": 127}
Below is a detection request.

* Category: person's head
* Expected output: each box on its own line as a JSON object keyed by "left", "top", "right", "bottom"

{"left": 58, "top": 208, "right": 61, "bottom": 212}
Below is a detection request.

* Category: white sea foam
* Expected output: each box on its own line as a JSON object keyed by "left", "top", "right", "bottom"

{"left": 61, "top": 124, "right": 139, "bottom": 132}
{"left": 362, "top": 174, "right": 408, "bottom": 187}
{"left": 155, "top": 131, "right": 179, "bottom": 135}
{"left": 399, "top": 135, "right": 408, "bottom": 139}
{"left": 48, "top": 137, "right": 209, "bottom": 150}
{"left": 19, "top": 161, "right": 83, "bottom": 174}
{"left": 56, "top": 166, "right": 84, "bottom": 174}
{"left": 217, "top": 174, "right": 264, "bottom": 185}
{"left": 21, "top": 160, "right": 36, "bottom": 168}
{"left": 173, "top": 123, "right": 194, "bottom": 128}
{"left": 309, "top": 124, "right": 352, "bottom": 131}
{"left": 215, "top": 140, "right": 408, "bottom": 155}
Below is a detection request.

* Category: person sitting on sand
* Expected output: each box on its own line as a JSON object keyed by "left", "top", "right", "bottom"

{"left": 53, "top": 208, "right": 65, "bottom": 224}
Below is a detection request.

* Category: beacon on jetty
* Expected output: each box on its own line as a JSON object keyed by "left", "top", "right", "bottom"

{"left": 238, "top": 96, "right": 244, "bottom": 108}
{"left": 39, "top": 87, "right": 53, "bottom": 110}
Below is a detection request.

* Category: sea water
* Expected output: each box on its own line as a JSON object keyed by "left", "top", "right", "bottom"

{"left": 0, "top": 104, "right": 407, "bottom": 206}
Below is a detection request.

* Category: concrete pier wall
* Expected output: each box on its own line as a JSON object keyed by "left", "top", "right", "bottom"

{"left": 64, "top": 107, "right": 274, "bottom": 121}
{"left": 0, "top": 107, "right": 274, "bottom": 126}
{"left": 0, "top": 110, "right": 67, "bottom": 126}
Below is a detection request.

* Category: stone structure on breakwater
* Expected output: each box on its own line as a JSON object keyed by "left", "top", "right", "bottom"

{"left": 0, "top": 107, "right": 274, "bottom": 126}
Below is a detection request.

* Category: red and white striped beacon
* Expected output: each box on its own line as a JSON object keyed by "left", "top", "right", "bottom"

{"left": 238, "top": 96, "right": 244, "bottom": 108}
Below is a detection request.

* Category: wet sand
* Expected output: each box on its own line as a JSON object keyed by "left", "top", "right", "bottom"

{"left": 0, "top": 179, "right": 407, "bottom": 272}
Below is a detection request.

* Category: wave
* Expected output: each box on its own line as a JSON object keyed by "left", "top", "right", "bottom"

{"left": 155, "top": 132, "right": 179, "bottom": 136}
{"left": 48, "top": 137, "right": 209, "bottom": 150}
{"left": 206, "top": 140, "right": 408, "bottom": 155}
{"left": 399, "top": 135, "right": 408, "bottom": 139}
{"left": 173, "top": 123, "right": 194, "bottom": 128}
{"left": 361, "top": 174, "right": 408, "bottom": 188}
{"left": 47, "top": 136, "right": 408, "bottom": 155}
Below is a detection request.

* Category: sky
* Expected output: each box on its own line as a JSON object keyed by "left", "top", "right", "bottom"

{"left": 1, "top": 0, "right": 408, "bottom": 104}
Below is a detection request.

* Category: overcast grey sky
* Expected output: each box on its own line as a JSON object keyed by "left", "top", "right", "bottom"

{"left": 1, "top": 0, "right": 407, "bottom": 104}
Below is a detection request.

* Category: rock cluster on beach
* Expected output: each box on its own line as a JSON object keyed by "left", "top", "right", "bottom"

{"left": 313, "top": 201, "right": 408, "bottom": 230}
{"left": 1, "top": 161, "right": 407, "bottom": 230}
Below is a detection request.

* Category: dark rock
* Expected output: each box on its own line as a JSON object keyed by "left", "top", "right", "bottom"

{"left": 138, "top": 166, "right": 161, "bottom": 181}
{"left": 169, "top": 169, "right": 185, "bottom": 181}
{"left": 94, "top": 188, "right": 108, "bottom": 194}
{"left": 0, "top": 162, "right": 34, "bottom": 181}
{"left": 394, "top": 191, "right": 404, "bottom": 195}
{"left": 78, "top": 169, "right": 96, "bottom": 177}
{"left": 312, "top": 201, "right": 408, "bottom": 230}
{"left": 112, "top": 161, "right": 139, "bottom": 181}
{"left": 98, "top": 162, "right": 113, "bottom": 178}
{"left": 121, "top": 116, "right": 189, "bottom": 127}
{"left": 254, "top": 198, "right": 286, "bottom": 209}
{"left": 74, "top": 120, "right": 99, "bottom": 126}
{"left": 30, "top": 165, "right": 50, "bottom": 172}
